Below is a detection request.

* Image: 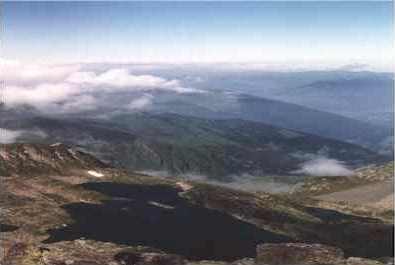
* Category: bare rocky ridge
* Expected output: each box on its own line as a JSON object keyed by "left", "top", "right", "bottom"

{"left": 292, "top": 162, "right": 394, "bottom": 222}
{"left": 0, "top": 143, "right": 107, "bottom": 177}
{"left": 316, "top": 180, "right": 394, "bottom": 210}
{"left": 293, "top": 163, "right": 394, "bottom": 197}
{"left": 1, "top": 144, "right": 393, "bottom": 265}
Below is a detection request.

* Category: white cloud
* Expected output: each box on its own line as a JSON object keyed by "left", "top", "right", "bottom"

{"left": 293, "top": 158, "right": 353, "bottom": 177}
{"left": 2, "top": 59, "right": 200, "bottom": 114}
{"left": 0, "top": 128, "right": 48, "bottom": 144}
{"left": 1, "top": 58, "right": 80, "bottom": 86}
{"left": 127, "top": 94, "right": 153, "bottom": 110}
{"left": 0, "top": 128, "right": 23, "bottom": 144}
{"left": 66, "top": 68, "right": 197, "bottom": 93}
{"left": 57, "top": 95, "right": 98, "bottom": 114}
{"left": 4, "top": 83, "right": 80, "bottom": 107}
{"left": 138, "top": 170, "right": 299, "bottom": 194}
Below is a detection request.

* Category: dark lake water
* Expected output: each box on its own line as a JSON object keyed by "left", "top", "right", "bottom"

{"left": 44, "top": 182, "right": 394, "bottom": 261}
{"left": 44, "top": 182, "right": 291, "bottom": 261}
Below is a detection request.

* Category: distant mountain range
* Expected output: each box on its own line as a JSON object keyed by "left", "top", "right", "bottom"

{"left": 111, "top": 67, "right": 393, "bottom": 127}
{"left": 275, "top": 76, "right": 393, "bottom": 127}
{"left": 147, "top": 92, "right": 392, "bottom": 153}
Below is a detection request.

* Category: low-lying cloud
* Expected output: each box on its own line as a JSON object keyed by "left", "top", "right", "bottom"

{"left": 294, "top": 158, "right": 353, "bottom": 177}
{"left": 0, "top": 58, "right": 80, "bottom": 86}
{"left": 138, "top": 170, "right": 301, "bottom": 194}
{"left": 66, "top": 68, "right": 195, "bottom": 93}
{"left": 211, "top": 174, "right": 301, "bottom": 193}
{"left": 0, "top": 128, "right": 24, "bottom": 144}
{"left": 127, "top": 94, "right": 153, "bottom": 110}
{"left": 0, "top": 128, "right": 48, "bottom": 144}
{"left": 2, "top": 59, "right": 201, "bottom": 115}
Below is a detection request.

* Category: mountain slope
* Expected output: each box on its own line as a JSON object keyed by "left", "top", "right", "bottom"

{"left": 2, "top": 89, "right": 391, "bottom": 154}
{"left": 229, "top": 95, "right": 392, "bottom": 150}
{"left": 146, "top": 92, "right": 392, "bottom": 153}
{"left": 1, "top": 113, "right": 384, "bottom": 179}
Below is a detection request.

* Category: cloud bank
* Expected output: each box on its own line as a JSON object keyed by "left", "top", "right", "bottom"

{"left": 0, "top": 128, "right": 24, "bottom": 144}
{"left": 294, "top": 158, "right": 353, "bottom": 177}
{"left": 66, "top": 69, "right": 194, "bottom": 93}
{"left": 0, "top": 58, "right": 80, "bottom": 86}
{"left": 2, "top": 59, "right": 200, "bottom": 115}
{"left": 138, "top": 170, "right": 300, "bottom": 194}
{"left": 0, "top": 128, "right": 48, "bottom": 144}
{"left": 127, "top": 94, "right": 154, "bottom": 110}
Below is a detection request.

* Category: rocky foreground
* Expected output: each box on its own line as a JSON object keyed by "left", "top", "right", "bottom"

{"left": 1, "top": 143, "right": 393, "bottom": 265}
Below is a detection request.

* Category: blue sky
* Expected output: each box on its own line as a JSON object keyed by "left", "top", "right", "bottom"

{"left": 3, "top": 1, "right": 393, "bottom": 68}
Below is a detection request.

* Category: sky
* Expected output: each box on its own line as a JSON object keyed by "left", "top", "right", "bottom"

{"left": 2, "top": 1, "right": 394, "bottom": 69}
